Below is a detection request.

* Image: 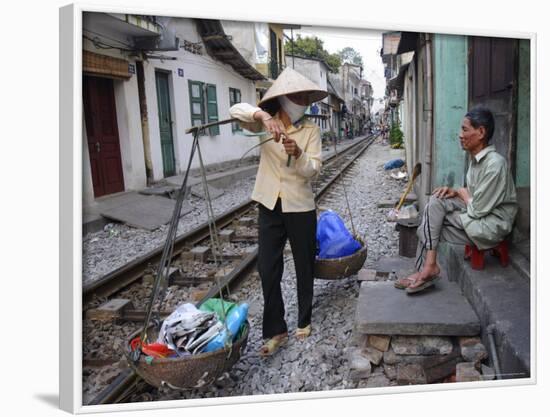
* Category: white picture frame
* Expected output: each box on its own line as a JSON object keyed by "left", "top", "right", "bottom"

{"left": 59, "top": 1, "right": 537, "bottom": 414}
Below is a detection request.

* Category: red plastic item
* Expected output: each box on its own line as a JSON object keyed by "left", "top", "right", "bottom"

{"left": 130, "top": 337, "right": 176, "bottom": 358}
{"left": 464, "top": 240, "right": 509, "bottom": 270}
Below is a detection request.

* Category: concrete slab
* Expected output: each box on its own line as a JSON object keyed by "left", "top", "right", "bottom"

{"left": 165, "top": 175, "right": 201, "bottom": 189}
{"left": 99, "top": 192, "right": 192, "bottom": 230}
{"left": 165, "top": 164, "right": 258, "bottom": 191}
{"left": 355, "top": 279, "right": 480, "bottom": 336}
{"left": 190, "top": 184, "right": 225, "bottom": 200}
{"left": 139, "top": 185, "right": 179, "bottom": 198}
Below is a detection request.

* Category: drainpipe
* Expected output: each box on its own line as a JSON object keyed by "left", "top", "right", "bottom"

{"left": 424, "top": 33, "right": 434, "bottom": 195}
{"left": 487, "top": 324, "right": 503, "bottom": 380}
{"left": 136, "top": 60, "right": 154, "bottom": 184}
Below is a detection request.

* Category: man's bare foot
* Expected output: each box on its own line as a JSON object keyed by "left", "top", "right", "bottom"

{"left": 394, "top": 271, "right": 421, "bottom": 289}
{"left": 408, "top": 264, "right": 441, "bottom": 290}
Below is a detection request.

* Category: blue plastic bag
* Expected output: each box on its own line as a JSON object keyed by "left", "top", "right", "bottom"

{"left": 383, "top": 158, "right": 405, "bottom": 170}
{"left": 317, "top": 211, "right": 362, "bottom": 259}
{"left": 202, "top": 303, "right": 249, "bottom": 353}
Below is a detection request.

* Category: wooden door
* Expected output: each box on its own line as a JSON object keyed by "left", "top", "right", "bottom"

{"left": 83, "top": 76, "right": 125, "bottom": 198}
{"left": 155, "top": 72, "right": 176, "bottom": 177}
{"left": 469, "top": 37, "right": 518, "bottom": 168}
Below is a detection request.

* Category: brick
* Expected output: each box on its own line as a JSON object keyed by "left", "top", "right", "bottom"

{"left": 86, "top": 299, "right": 134, "bottom": 321}
{"left": 190, "top": 289, "right": 210, "bottom": 302}
{"left": 397, "top": 364, "right": 426, "bottom": 385}
{"left": 383, "top": 347, "right": 441, "bottom": 365}
{"left": 190, "top": 246, "right": 211, "bottom": 262}
{"left": 367, "top": 335, "right": 391, "bottom": 352}
{"left": 366, "top": 373, "right": 391, "bottom": 388}
{"left": 460, "top": 342, "right": 488, "bottom": 364}
{"left": 349, "top": 331, "right": 368, "bottom": 348}
{"left": 348, "top": 348, "right": 372, "bottom": 381}
{"left": 458, "top": 336, "right": 482, "bottom": 348}
{"left": 219, "top": 229, "right": 235, "bottom": 242}
{"left": 383, "top": 363, "right": 397, "bottom": 380}
{"left": 383, "top": 347, "right": 399, "bottom": 365}
{"left": 358, "top": 269, "right": 377, "bottom": 282}
{"left": 364, "top": 347, "right": 384, "bottom": 365}
{"left": 456, "top": 362, "right": 482, "bottom": 382}
{"left": 392, "top": 335, "right": 453, "bottom": 356}
{"left": 421, "top": 349, "right": 462, "bottom": 383}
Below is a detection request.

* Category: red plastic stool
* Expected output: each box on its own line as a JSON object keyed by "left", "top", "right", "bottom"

{"left": 464, "top": 241, "right": 509, "bottom": 270}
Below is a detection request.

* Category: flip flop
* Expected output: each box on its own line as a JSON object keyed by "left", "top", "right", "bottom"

{"left": 394, "top": 276, "right": 417, "bottom": 289}
{"left": 259, "top": 333, "right": 288, "bottom": 357}
{"left": 406, "top": 276, "right": 441, "bottom": 294}
{"left": 295, "top": 324, "right": 312, "bottom": 340}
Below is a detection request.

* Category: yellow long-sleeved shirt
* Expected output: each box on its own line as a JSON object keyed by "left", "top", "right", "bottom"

{"left": 229, "top": 102, "right": 321, "bottom": 212}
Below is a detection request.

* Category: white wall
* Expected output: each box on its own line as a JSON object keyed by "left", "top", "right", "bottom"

{"left": 113, "top": 77, "right": 147, "bottom": 191}
{"left": 221, "top": 21, "right": 256, "bottom": 64}
{"left": 142, "top": 18, "right": 259, "bottom": 180}
{"left": 286, "top": 56, "right": 329, "bottom": 105}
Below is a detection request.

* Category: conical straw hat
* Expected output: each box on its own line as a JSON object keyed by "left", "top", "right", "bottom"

{"left": 258, "top": 67, "right": 328, "bottom": 107}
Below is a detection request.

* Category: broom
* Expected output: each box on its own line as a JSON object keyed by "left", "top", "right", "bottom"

{"left": 395, "top": 162, "right": 422, "bottom": 211}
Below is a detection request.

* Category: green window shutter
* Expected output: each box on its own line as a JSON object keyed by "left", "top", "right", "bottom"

{"left": 206, "top": 84, "right": 219, "bottom": 136}
{"left": 229, "top": 87, "right": 242, "bottom": 133}
{"left": 188, "top": 80, "right": 205, "bottom": 134}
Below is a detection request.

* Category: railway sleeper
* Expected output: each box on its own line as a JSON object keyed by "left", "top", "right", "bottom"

{"left": 86, "top": 299, "right": 171, "bottom": 322}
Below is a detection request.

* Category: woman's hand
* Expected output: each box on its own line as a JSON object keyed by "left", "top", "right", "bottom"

{"left": 253, "top": 110, "right": 285, "bottom": 142}
{"left": 432, "top": 186, "right": 457, "bottom": 199}
{"left": 282, "top": 136, "right": 302, "bottom": 158}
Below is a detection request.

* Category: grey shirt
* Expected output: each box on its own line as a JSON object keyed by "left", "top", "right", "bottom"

{"left": 459, "top": 145, "right": 518, "bottom": 250}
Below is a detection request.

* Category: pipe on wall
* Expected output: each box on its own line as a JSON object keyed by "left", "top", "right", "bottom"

{"left": 136, "top": 60, "right": 154, "bottom": 184}
{"left": 424, "top": 33, "right": 434, "bottom": 194}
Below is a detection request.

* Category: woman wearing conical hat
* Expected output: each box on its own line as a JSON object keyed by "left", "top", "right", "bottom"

{"left": 230, "top": 67, "right": 327, "bottom": 356}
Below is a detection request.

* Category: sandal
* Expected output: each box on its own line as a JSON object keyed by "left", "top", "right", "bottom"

{"left": 406, "top": 275, "right": 441, "bottom": 294}
{"left": 259, "top": 333, "right": 288, "bottom": 357}
{"left": 394, "top": 276, "right": 417, "bottom": 289}
{"left": 295, "top": 324, "right": 312, "bottom": 340}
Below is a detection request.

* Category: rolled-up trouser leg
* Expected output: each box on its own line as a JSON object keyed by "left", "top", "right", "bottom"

{"left": 415, "top": 196, "right": 473, "bottom": 270}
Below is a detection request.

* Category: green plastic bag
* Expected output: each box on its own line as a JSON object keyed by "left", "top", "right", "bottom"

{"left": 199, "top": 298, "right": 236, "bottom": 322}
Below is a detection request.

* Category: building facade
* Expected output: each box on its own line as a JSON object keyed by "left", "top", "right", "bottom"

{"left": 82, "top": 13, "right": 263, "bottom": 209}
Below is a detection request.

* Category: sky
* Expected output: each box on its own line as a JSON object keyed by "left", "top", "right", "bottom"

{"left": 285, "top": 26, "right": 386, "bottom": 113}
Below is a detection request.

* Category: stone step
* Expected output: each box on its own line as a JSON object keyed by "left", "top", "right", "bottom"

{"left": 354, "top": 279, "right": 480, "bottom": 336}
{"left": 442, "top": 243, "right": 531, "bottom": 379}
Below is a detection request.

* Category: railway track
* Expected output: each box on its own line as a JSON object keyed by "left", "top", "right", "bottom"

{"left": 84, "top": 134, "right": 376, "bottom": 405}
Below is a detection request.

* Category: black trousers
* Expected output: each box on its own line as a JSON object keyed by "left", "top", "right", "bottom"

{"left": 257, "top": 199, "right": 317, "bottom": 339}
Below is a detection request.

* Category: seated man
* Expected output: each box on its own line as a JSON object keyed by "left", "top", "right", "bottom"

{"left": 396, "top": 107, "right": 518, "bottom": 293}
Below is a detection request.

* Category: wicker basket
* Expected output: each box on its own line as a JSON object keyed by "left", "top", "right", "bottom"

{"left": 314, "top": 237, "right": 367, "bottom": 279}
{"left": 125, "top": 321, "right": 249, "bottom": 390}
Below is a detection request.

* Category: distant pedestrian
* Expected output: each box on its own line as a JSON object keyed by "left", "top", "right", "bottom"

{"left": 230, "top": 68, "right": 327, "bottom": 356}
